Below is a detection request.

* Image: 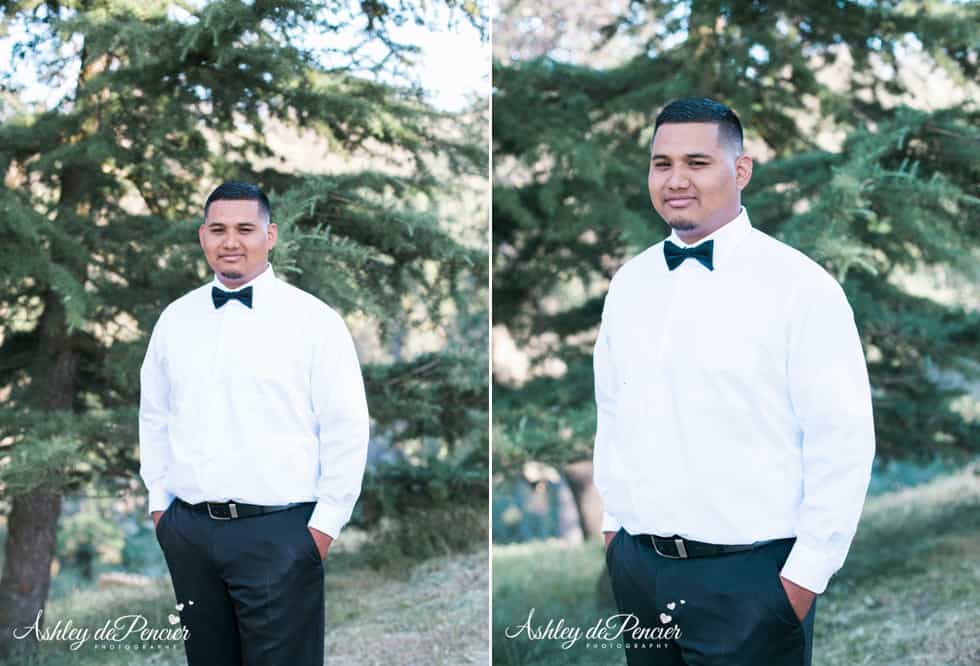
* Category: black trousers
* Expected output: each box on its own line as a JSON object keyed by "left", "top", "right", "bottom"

{"left": 155, "top": 499, "right": 325, "bottom": 665}
{"left": 606, "top": 530, "right": 816, "bottom": 666}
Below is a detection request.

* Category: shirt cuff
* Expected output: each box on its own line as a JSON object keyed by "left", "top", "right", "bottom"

{"left": 601, "top": 511, "right": 621, "bottom": 533}
{"left": 779, "top": 540, "right": 838, "bottom": 594}
{"left": 148, "top": 487, "right": 175, "bottom": 515}
{"left": 308, "top": 501, "right": 349, "bottom": 540}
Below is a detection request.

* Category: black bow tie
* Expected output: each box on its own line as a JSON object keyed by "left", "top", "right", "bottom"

{"left": 212, "top": 285, "right": 253, "bottom": 309}
{"left": 664, "top": 239, "right": 714, "bottom": 271}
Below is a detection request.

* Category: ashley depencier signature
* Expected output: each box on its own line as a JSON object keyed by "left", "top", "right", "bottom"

{"left": 11, "top": 609, "right": 189, "bottom": 651}
{"left": 504, "top": 607, "right": 682, "bottom": 650}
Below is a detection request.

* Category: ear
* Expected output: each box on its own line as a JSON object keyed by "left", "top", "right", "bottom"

{"left": 266, "top": 222, "right": 278, "bottom": 249}
{"left": 198, "top": 224, "right": 206, "bottom": 250}
{"left": 735, "top": 154, "right": 753, "bottom": 191}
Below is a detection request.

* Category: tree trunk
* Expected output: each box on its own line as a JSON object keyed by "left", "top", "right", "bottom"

{"left": 563, "top": 460, "right": 603, "bottom": 540}
{"left": 0, "top": 35, "right": 96, "bottom": 645}
{"left": 0, "top": 289, "right": 78, "bottom": 655}
{"left": 0, "top": 337, "right": 74, "bottom": 653}
{"left": 555, "top": 477, "right": 584, "bottom": 543}
{"left": 0, "top": 492, "right": 63, "bottom": 654}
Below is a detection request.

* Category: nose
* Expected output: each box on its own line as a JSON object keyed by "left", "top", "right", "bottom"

{"left": 666, "top": 167, "right": 690, "bottom": 190}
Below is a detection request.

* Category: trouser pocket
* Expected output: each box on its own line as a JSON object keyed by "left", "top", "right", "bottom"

{"left": 154, "top": 501, "right": 175, "bottom": 540}
{"left": 605, "top": 528, "right": 624, "bottom": 570}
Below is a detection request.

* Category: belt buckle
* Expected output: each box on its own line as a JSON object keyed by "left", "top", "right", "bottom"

{"left": 206, "top": 502, "right": 238, "bottom": 520}
{"left": 651, "top": 536, "right": 688, "bottom": 559}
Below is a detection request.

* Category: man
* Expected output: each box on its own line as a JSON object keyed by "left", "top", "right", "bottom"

{"left": 593, "top": 98, "right": 875, "bottom": 665}
{"left": 139, "top": 181, "right": 370, "bottom": 665}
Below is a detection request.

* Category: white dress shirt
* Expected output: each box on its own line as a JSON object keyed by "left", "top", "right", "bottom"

{"left": 592, "top": 207, "right": 875, "bottom": 594}
{"left": 139, "top": 264, "right": 370, "bottom": 539}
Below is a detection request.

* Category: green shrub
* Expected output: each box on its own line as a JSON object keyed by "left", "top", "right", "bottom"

{"left": 357, "top": 502, "right": 488, "bottom": 571}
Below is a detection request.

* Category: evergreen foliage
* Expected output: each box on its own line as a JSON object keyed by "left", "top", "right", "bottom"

{"left": 0, "top": 0, "right": 488, "bottom": 642}
{"left": 493, "top": 0, "right": 980, "bottom": 472}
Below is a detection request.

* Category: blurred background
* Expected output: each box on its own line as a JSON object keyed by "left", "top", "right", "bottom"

{"left": 491, "top": 0, "right": 979, "bottom": 664}
{"left": 0, "top": 1, "right": 488, "bottom": 664}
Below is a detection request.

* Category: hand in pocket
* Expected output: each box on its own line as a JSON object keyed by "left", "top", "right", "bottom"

{"left": 779, "top": 575, "right": 815, "bottom": 622}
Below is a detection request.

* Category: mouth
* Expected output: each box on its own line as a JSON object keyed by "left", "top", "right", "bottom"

{"left": 664, "top": 197, "right": 696, "bottom": 209}
{"left": 219, "top": 254, "right": 245, "bottom": 262}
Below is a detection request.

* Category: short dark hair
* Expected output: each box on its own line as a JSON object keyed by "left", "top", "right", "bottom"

{"left": 653, "top": 97, "right": 743, "bottom": 155}
{"left": 204, "top": 181, "right": 271, "bottom": 222}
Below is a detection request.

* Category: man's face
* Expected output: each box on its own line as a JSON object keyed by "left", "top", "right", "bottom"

{"left": 199, "top": 199, "right": 277, "bottom": 289}
{"left": 648, "top": 122, "right": 752, "bottom": 244}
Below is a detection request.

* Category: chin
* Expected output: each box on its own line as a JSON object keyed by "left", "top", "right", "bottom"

{"left": 667, "top": 219, "right": 698, "bottom": 232}
{"left": 219, "top": 270, "right": 244, "bottom": 280}
{"left": 656, "top": 208, "right": 694, "bottom": 231}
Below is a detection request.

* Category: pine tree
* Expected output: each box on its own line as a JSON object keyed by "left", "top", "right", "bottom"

{"left": 0, "top": 0, "right": 487, "bottom": 647}
{"left": 492, "top": 0, "right": 980, "bottom": 537}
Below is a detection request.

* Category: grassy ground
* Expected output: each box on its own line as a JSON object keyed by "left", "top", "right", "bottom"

{"left": 2, "top": 545, "right": 488, "bottom": 665}
{"left": 327, "top": 549, "right": 489, "bottom": 665}
{"left": 492, "top": 465, "right": 980, "bottom": 665}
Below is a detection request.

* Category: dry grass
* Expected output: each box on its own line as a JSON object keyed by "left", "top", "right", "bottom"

{"left": 326, "top": 549, "right": 489, "bottom": 665}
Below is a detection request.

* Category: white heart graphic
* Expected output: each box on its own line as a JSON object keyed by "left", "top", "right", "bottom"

{"left": 188, "top": 600, "right": 194, "bottom": 605}
{"left": 660, "top": 613, "right": 672, "bottom": 624}
{"left": 175, "top": 603, "right": 184, "bottom": 611}
{"left": 666, "top": 602, "right": 676, "bottom": 610}
{"left": 168, "top": 614, "right": 179, "bottom": 625}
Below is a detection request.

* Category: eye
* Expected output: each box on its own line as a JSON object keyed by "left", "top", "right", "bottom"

{"left": 689, "top": 161, "right": 708, "bottom": 167}
{"left": 653, "top": 163, "right": 670, "bottom": 170}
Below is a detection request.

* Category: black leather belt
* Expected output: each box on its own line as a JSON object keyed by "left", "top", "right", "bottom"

{"left": 181, "top": 499, "right": 311, "bottom": 520}
{"left": 639, "top": 534, "right": 790, "bottom": 559}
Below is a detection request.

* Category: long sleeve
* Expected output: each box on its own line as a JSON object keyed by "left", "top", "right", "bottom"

{"left": 592, "top": 296, "right": 622, "bottom": 533}
{"left": 780, "top": 280, "right": 876, "bottom": 594}
{"left": 139, "top": 315, "right": 176, "bottom": 514}
{"left": 307, "top": 311, "right": 371, "bottom": 539}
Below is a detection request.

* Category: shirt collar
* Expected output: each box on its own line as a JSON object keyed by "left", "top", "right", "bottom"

{"left": 211, "top": 263, "right": 276, "bottom": 300}
{"left": 668, "top": 206, "right": 753, "bottom": 270}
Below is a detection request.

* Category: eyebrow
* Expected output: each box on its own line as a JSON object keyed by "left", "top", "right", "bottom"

{"left": 206, "top": 221, "right": 259, "bottom": 227}
{"left": 651, "top": 153, "right": 714, "bottom": 160}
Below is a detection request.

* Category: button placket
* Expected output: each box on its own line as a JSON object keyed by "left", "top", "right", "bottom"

{"left": 202, "top": 301, "right": 232, "bottom": 464}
